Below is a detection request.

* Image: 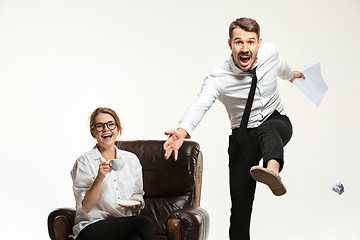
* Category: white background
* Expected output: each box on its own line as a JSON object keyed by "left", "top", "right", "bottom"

{"left": 1, "top": 0, "right": 359, "bottom": 239}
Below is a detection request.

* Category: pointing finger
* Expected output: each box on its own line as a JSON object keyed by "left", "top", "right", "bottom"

{"left": 165, "top": 129, "right": 176, "bottom": 136}
{"left": 174, "top": 150, "right": 178, "bottom": 161}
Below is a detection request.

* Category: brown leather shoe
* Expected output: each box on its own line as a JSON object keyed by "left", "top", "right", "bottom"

{"left": 250, "top": 166, "right": 287, "bottom": 196}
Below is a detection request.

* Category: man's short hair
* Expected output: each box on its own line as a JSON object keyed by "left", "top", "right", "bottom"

{"left": 229, "top": 17, "right": 260, "bottom": 40}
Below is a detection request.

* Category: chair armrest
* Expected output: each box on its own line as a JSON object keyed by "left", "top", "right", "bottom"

{"left": 48, "top": 208, "right": 75, "bottom": 240}
{"left": 167, "top": 218, "right": 181, "bottom": 240}
{"left": 167, "top": 207, "right": 210, "bottom": 240}
{"left": 54, "top": 216, "right": 71, "bottom": 240}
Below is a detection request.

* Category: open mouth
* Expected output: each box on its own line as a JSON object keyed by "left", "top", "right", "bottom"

{"left": 240, "top": 56, "right": 251, "bottom": 64}
{"left": 102, "top": 134, "right": 113, "bottom": 140}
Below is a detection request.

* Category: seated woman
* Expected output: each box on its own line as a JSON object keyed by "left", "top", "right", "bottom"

{"left": 71, "top": 107, "right": 158, "bottom": 240}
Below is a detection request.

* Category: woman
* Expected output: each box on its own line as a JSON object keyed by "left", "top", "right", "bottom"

{"left": 71, "top": 107, "right": 158, "bottom": 240}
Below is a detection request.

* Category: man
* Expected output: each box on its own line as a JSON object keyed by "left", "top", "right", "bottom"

{"left": 163, "top": 17, "right": 305, "bottom": 239}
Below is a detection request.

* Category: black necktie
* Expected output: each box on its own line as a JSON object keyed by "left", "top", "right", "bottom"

{"left": 236, "top": 66, "right": 258, "bottom": 144}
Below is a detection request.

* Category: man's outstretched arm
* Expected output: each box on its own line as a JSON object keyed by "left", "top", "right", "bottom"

{"left": 163, "top": 128, "right": 188, "bottom": 160}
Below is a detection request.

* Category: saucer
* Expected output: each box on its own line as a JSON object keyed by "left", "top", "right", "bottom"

{"left": 116, "top": 199, "right": 141, "bottom": 207}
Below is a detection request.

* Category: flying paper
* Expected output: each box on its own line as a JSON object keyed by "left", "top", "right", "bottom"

{"left": 293, "top": 63, "right": 328, "bottom": 106}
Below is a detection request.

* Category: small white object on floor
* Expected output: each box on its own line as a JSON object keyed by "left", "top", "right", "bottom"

{"left": 331, "top": 182, "right": 344, "bottom": 195}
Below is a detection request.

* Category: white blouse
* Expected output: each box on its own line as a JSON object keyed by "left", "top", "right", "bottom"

{"left": 178, "top": 42, "right": 294, "bottom": 136}
{"left": 70, "top": 146, "right": 145, "bottom": 238}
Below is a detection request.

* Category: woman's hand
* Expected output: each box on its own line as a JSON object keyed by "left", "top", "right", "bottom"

{"left": 82, "top": 161, "right": 112, "bottom": 213}
{"left": 96, "top": 161, "right": 112, "bottom": 181}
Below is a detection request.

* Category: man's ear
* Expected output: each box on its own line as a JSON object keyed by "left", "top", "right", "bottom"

{"left": 228, "top": 39, "right": 232, "bottom": 50}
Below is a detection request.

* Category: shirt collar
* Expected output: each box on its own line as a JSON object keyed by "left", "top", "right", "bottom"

{"left": 91, "top": 145, "right": 121, "bottom": 163}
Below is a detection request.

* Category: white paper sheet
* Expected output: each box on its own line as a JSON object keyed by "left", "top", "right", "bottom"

{"left": 293, "top": 63, "right": 328, "bottom": 106}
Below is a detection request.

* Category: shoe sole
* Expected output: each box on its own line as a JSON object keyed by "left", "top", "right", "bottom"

{"left": 250, "top": 166, "right": 287, "bottom": 196}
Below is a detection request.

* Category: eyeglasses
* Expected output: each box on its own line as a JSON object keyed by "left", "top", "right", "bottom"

{"left": 91, "top": 121, "right": 118, "bottom": 132}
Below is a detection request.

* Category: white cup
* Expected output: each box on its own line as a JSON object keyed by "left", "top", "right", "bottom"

{"left": 110, "top": 159, "right": 126, "bottom": 171}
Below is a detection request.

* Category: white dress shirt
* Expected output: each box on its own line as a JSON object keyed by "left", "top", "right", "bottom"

{"left": 178, "top": 42, "right": 294, "bottom": 136}
{"left": 71, "top": 146, "right": 145, "bottom": 238}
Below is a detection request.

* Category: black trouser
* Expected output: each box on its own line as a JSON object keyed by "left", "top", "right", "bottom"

{"left": 76, "top": 216, "right": 158, "bottom": 240}
{"left": 228, "top": 111, "right": 292, "bottom": 240}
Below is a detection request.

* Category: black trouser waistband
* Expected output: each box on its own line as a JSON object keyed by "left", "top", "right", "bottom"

{"left": 232, "top": 110, "right": 283, "bottom": 135}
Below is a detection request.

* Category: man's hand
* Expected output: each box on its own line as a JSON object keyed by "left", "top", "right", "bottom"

{"left": 289, "top": 71, "right": 305, "bottom": 83}
{"left": 163, "top": 128, "right": 188, "bottom": 160}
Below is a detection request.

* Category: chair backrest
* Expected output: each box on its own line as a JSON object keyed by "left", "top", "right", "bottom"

{"left": 115, "top": 140, "right": 203, "bottom": 236}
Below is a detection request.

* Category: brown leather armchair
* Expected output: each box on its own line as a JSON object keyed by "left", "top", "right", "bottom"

{"left": 48, "top": 140, "right": 210, "bottom": 240}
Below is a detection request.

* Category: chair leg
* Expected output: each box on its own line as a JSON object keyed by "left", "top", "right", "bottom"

{"left": 54, "top": 215, "right": 71, "bottom": 240}
{"left": 167, "top": 218, "right": 181, "bottom": 240}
